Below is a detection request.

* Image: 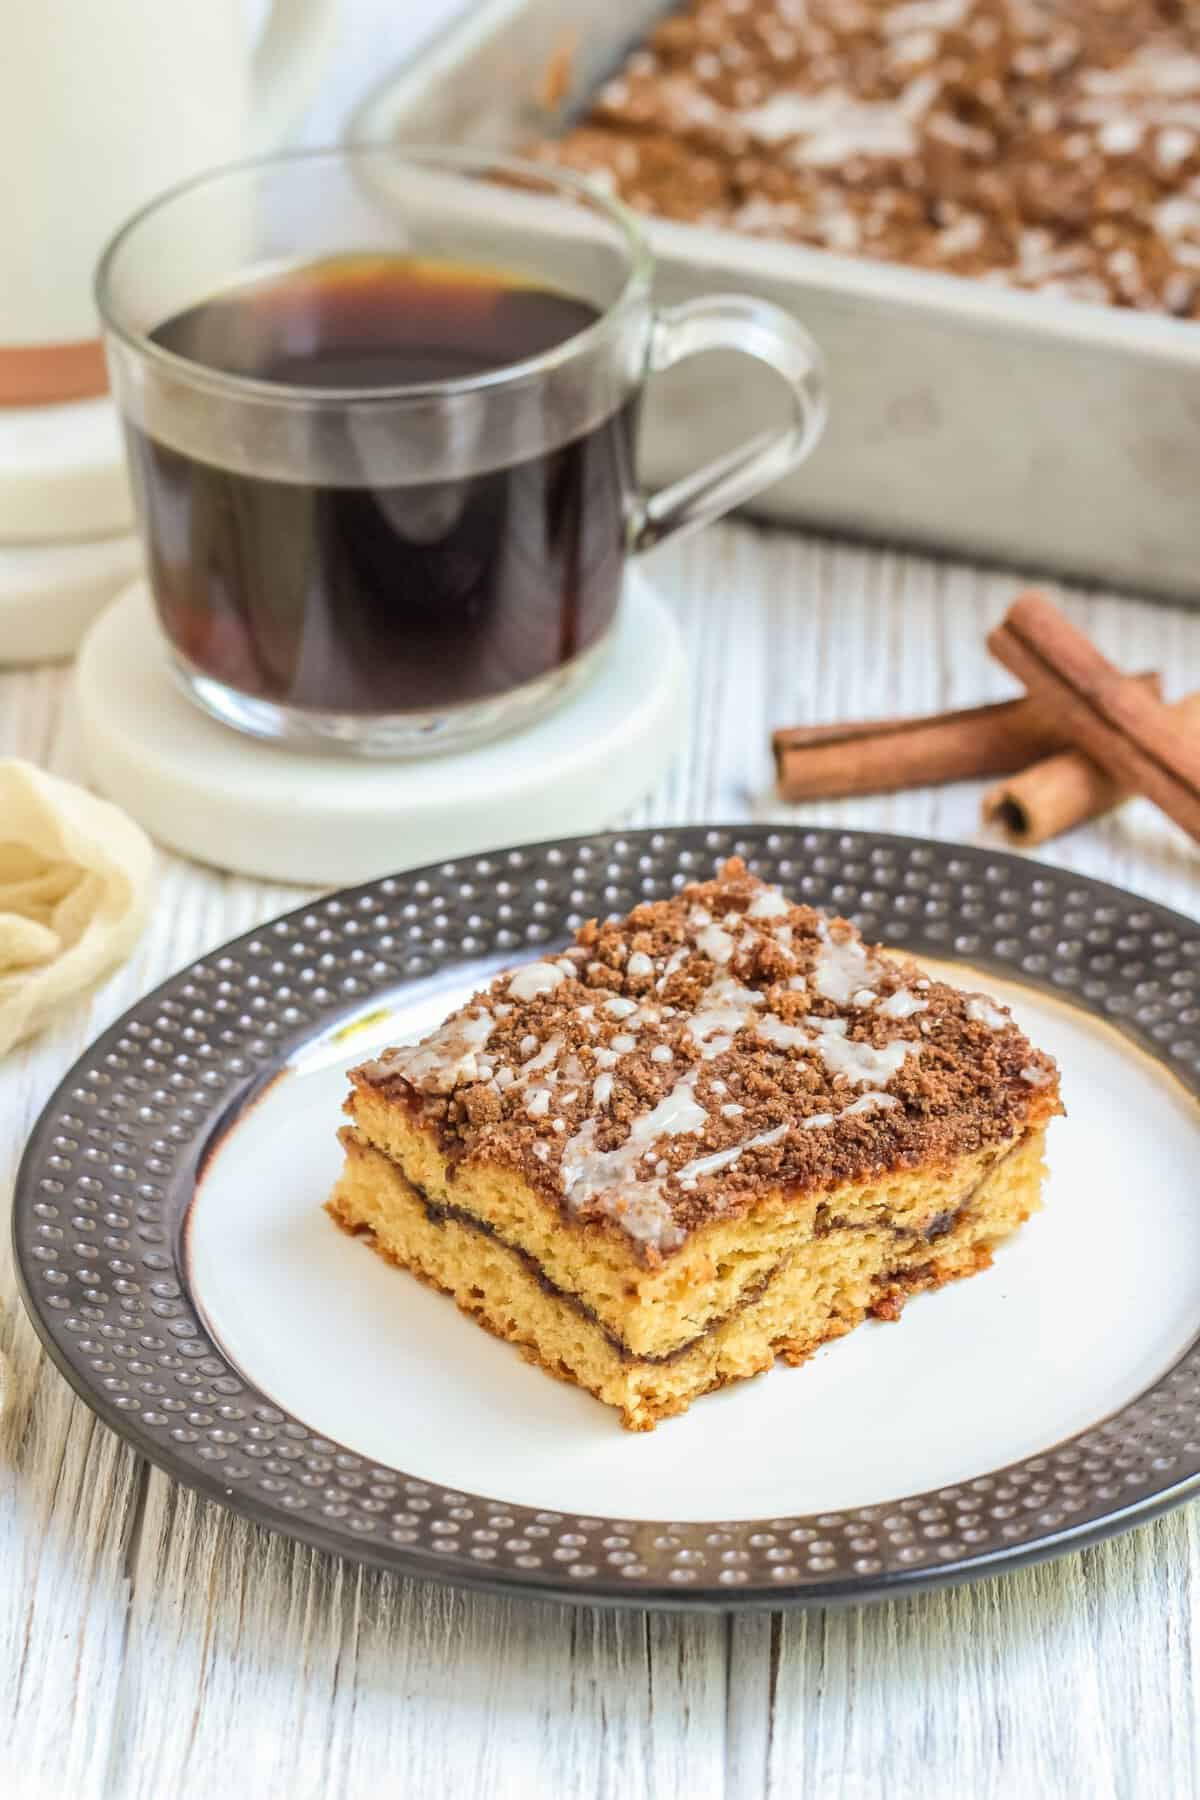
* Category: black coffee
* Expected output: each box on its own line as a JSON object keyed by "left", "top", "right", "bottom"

{"left": 125, "top": 254, "right": 635, "bottom": 715}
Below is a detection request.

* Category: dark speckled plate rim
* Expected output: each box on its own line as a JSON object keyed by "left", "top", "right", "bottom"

{"left": 13, "top": 823, "right": 1200, "bottom": 1611}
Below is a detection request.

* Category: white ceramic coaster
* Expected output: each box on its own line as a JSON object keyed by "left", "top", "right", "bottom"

{"left": 0, "top": 395, "right": 133, "bottom": 543}
{"left": 0, "top": 532, "right": 142, "bottom": 664}
{"left": 76, "top": 572, "right": 688, "bottom": 885}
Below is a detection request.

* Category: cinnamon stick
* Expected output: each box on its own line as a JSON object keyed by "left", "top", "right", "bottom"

{"left": 773, "top": 697, "right": 1085, "bottom": 802}
{"left": 988, "top": 592, "right": 1200, "bottom": 846}
{"left": 985, "top": 684, "right": 1200, "bottom": 848}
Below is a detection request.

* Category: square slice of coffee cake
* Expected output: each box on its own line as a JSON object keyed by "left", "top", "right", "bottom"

{"left": 328, "top": 859, "right": 1061, "bottom": 1429}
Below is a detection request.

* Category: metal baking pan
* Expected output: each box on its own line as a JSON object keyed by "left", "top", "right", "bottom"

{"left": 350, "top": 0, "right": 1200, "bottom": 602}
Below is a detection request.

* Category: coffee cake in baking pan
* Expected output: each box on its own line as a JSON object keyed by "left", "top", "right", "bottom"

{"left": 536, "top": 0, "right": 1200, "bottom": 318}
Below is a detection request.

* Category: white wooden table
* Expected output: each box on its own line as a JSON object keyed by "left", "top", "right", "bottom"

{"left": 5, "top": 3, "right": 1200, "bottom": 1790}
{"left": 2, "top": 519, "right": 1198, "bottom": 1800}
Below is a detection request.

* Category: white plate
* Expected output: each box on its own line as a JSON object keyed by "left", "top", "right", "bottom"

{"left": 188, "top": 962, "right": 1200, "bottom": 1523}
{"left": 18, "top": 827, "right": 1200, "bottom": 1605}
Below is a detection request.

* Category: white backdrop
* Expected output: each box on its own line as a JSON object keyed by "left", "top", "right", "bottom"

{"left": 296, "top": 0, "right": 471, "bottom": 145}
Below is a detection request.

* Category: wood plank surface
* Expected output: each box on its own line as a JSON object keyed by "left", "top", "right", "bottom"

{"left": 2, "top": 517, "right": 1198, "bottom": 1799}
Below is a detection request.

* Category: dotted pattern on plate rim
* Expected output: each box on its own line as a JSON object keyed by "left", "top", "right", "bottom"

{"left": 17, "top": 827, "right": 1200, "bottom": 1601}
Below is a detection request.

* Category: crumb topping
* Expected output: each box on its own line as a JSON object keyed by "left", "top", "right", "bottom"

{"left": 353, "top": 858, "right": 1060, "bottom": 1265}
{"left": 532, "top": 0, "right": 1200, "bottom": 320}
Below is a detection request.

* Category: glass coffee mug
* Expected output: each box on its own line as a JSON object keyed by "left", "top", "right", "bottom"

{"left": 98, "top": 148, "right": 826, "bottom": 755}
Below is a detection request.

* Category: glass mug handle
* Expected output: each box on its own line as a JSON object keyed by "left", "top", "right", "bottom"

{"left": 629, "top": 295, "right": 827, "bottom": 552}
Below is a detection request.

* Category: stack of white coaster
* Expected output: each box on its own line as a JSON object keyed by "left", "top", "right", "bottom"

{"left": 0, "top": 395, "right": 141, "bottom": 664}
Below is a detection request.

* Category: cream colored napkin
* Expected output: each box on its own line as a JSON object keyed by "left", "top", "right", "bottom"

{"left": 0, "top": 760, "right": 152, "bottom": 1056}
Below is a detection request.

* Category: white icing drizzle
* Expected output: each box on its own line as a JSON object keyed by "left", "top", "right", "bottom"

{"left": 519, "top": 1033, "right": 539, "bottom": 1059}
{"left": 611, "top": 1033, "right": 637, "bottom": 1054}
{"left": 677, "top": 1122, "right": 789, "bottom": 1191}
{"left": 525, "top": 1088, "right": 552, "bottom": 1118}
{"left": 697, "top": 922, "right": 736, "bottom": 964}
{"left": 747, "top": 887, "right": 790, "bottom": 919}
{"left": 650, "top": 1044, "right": 674, "bottom": 1063}
{"left": 627, "top": 951, "right": 654, "bottom": 978}
{"left": 555, "top": 957, "right": 578, "bottom": 977}
{"left": 593, "top": 1046, "right": 618, "bottom": 1070}
{"left": 657, "top": 947, "right": 688, "bottom": 989}
{"left": 689, "top": 906, "right": 713, "bottom": 927}
{"left": 721, "top": 1102, "right": 745, "bottom": 1118}
{"left": 687, "top": 975, "right": 764, "bottom": 1058}
{"left": 1158, "top": 126, "right": 1195, "bottom": 170}
{"left": 1099, "top": 116, "right": 1143, "bottom": 154}
{"left": 379, "top": 1009, "right": 494, "bottom": 1094}
{"left": 638, "top": 1072, "right": 708, "bottom": 1136}
{"left": 808, "top": 1018, "right": 915, "bottom": 1087}
{"left": 755, "top": 1014, "right": 808, "bottom": 1052}
{"left": 605, "top": 995, "right": 638, "bottom": 1019}
{"left": 519, "top": 1035, "right": 562, "bottom": 1076}
{"left": 740, "top": 73, "right": 939, "bottom": 166}
{"left": 878, "top": 989, "right": 928, "bottom": 1020}
{"left": 812, "top": 921, "right": 882, "bottom": 1005}
{"left": 934, "top": 213, "right": 985, "bottom": 258}
{"left": 1082, "top": 46, "right": 1200, "bottom": 100}
{"left": 802, "top": 1092, "right": 899, "bottom": 1129}
{"left": 966, "top": 996, "right": 1009, "bottom": 1031}
{"left": 1154, "top": 195, "right": 1200, "bottom": 241}
{"left": 845, "top": 1091, "right": 899, "bottom": 1115}
{"left": 507, "top": 962, "right": 564, "bottom": 1001}
{"left": 1020, "top": 1063, "right": 1052, "bottom": 1088}
{"left": 757, "top": 1012, "right": 918, "bottom": 1088}
{"left": 883, "top": 0, "right": 966, "bottom": 32}
{"left": 558, "top": 1069, "right": 709, "bottom": 1251}
{"left": 592, "top": 1072, "right": 614, "bottom": 1109}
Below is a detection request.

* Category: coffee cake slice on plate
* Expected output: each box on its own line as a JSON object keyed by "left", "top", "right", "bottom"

{"left": 328, "top": 859, "right": 1061, "bottom": 1430}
